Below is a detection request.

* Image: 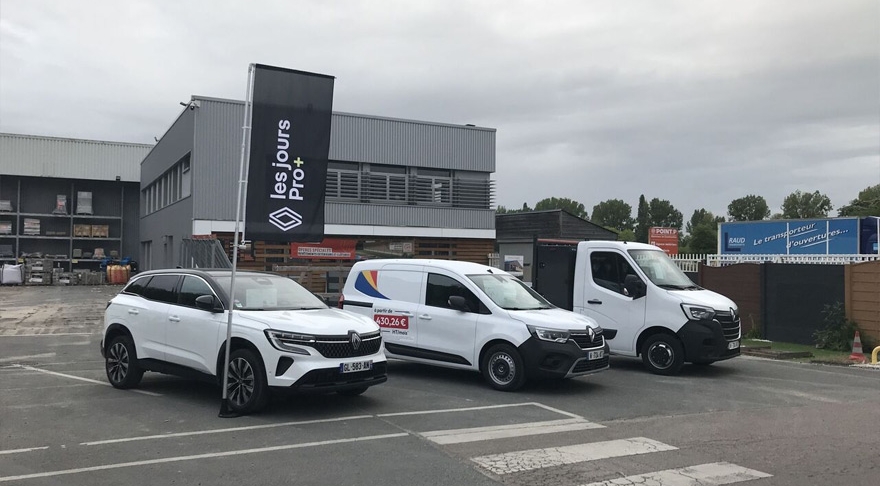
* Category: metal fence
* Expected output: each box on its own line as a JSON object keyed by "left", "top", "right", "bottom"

{"left": 671, "top": 253, "right": 880, "bottom": 271}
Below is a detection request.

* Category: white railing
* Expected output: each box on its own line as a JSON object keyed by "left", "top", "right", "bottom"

{"left": 671, "top": 253, "right": 879, "bottom": 270}
{"left": 670, "top": 254, "right": 708, "bottom": 272}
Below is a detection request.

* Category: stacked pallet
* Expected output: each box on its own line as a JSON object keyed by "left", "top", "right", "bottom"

{"left": 414, "top": 239, "right": 495, "bottom": 264}
{"left": 25, "top": 258, "right": 53, "bottom": 285}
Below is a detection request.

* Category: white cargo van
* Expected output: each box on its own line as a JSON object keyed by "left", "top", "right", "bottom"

{"left": 340, "top": 259, "right": 609, "bottom": 391}
{"left": 532, "top": 240, "right": 741, "bottom": 375}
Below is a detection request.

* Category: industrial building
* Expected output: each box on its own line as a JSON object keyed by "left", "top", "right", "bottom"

{"left": 0, "top": 133, "right": 150, "bottom": 282}
{"left": 141, "top": 96, "right": 497, "bottom": 300}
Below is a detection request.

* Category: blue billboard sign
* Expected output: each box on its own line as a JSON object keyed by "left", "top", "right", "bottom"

{"left": 720, "top": 219, "right": 860, "bottom": 255}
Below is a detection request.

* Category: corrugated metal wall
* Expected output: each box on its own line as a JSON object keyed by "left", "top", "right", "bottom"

{"left": 330, "top": 112, "right": 495, "bottom": 171}
{"left": 326, "top": 203, "right": 494, "bottom": 229}
{"left": 191, "top": 97, "right": 496, "bottom": 228}
{"left": 0, "top": 133, "right": 151, "bottom": 182}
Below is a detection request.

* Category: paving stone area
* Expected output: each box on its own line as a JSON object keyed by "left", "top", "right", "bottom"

{"left": 0, "top": 285, "right": 122, "bottom": 336}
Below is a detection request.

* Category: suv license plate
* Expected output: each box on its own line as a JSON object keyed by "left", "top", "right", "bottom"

{"left": 728, "top": 340, "right": 740, "bottom": 350}
{"left": 340, "top": 360, "right": 373, "bottom": 373}
{"left": 588, "top": 350, "right": 604, "bottom": 360}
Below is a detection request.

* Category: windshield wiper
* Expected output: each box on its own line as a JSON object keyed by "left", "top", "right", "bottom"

{"left": 504, "top": 306, "right": 552, "bottom": 310}
{"left": 657, "top": 284, "right": 689, "bottom": 290}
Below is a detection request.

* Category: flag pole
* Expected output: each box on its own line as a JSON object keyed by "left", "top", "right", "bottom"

{"left": 220, "top": 63, "right": 256, "bottom": 418}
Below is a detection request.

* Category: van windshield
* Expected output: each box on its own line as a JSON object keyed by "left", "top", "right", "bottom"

{"left": 468, "top": 273, "right": 554, "bottom": 310}
{"left": 627, "top": 249, "right": 698, "bottom": 290}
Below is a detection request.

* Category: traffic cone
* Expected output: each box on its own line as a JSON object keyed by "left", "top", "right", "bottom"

{"left": 849, "top": 331, "right": 865, "bottom": 363}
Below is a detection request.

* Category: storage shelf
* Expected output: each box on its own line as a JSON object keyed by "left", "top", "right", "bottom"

{"left": 18, "top": 235, "right": 72, "bottom": 240}
{"left": 72, "top": 215, "right": 121, "bottom": 220}
{"left": 1, "top": 179, "right": 129, "bottom": 272}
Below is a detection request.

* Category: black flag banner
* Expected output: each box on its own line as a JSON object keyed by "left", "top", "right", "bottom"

{"left": 245, "top": 64, "right": 334, "bottom": 242}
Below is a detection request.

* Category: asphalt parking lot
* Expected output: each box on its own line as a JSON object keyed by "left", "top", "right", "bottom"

{"left": 2, "top": 285, "right": 879, "bottom": 486}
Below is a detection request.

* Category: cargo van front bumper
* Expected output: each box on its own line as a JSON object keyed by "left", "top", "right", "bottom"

{"left": 678, "top": 320, "right": 741, "bottom": 363}
{"left": 518, "top": 337, "right": 610, "bottom": 380}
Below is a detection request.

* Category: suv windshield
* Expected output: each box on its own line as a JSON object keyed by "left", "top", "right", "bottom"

{"left": 468, "top": 273, "right": 553, "bottom": 310}
{"left": 627, "top": 249, "right": 698, "bottom": 290}
{"left": 213, "top": 274, "right": 327, "bottom": 311}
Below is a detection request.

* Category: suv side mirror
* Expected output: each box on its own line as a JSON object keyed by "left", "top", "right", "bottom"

{"left": 623, "top": 275, "right": 647, "bottom": 299}
{"left": 195, "top": 294, "right": 224, "bottom": 313}
{"left": 448, "top": 295, "right": 470, "bottom": 312}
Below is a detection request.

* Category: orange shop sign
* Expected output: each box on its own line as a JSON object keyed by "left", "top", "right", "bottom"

{"left": 290, "top": 238, "right": 357, "bottom": 260}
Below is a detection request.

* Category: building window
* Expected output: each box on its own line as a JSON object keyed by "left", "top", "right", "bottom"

{"left": 365, "top": 164, "right": 407, "bottom": 203}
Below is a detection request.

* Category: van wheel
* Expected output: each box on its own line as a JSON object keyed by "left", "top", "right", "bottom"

{"left": 105, "top": 335, "right": 144, "bottom": 389}
{"left": 642, "top": 334, "right": 684, "bottom": 375}
{"left": 225, "top": 349, "right": 270, "bottom": 414}
{"left": 481, "top": 344, "right": 526, "bottom": 391}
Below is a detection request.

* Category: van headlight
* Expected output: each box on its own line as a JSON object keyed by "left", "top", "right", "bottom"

{"left": 264, "top": 329, "right": 313, "bottom": 355}
{"left": 528, "top": 325, "right": 570, "bottom": 343}
{"left": 681, "top": 304, "right": 715, "bottom": 321}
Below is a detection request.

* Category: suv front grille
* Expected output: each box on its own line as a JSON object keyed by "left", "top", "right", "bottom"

{"left": 714, "top": 311, "right": 741, "bottom": 341}
{"left": 570, "top": 329, "right": 604, "bottom": 349}
{"left": 311, "top": 331, "right": 382, "bottom": 358}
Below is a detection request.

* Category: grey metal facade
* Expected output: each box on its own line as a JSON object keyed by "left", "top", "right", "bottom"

{"left": 186, "top": 96, "right": 496, "bottom": 224}
{"left": 0, "top": 133, "right": 150, "bottom": 182}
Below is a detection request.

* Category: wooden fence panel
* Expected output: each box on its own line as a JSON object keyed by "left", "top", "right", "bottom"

{"left": 846, "top": 260, "right": 880, "bottom": 343}
{"left": 698, "top": 263, "right": 762, "bottom": 337}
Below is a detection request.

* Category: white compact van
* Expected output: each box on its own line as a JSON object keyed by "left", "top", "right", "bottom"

{"left": 340, "top": 259, "right": 608, "bottom": 391}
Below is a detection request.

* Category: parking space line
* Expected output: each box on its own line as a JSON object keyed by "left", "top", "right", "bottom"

{"left": 0, "top": 446, "right": 49, "bottom": 456}
{"left": 421, "top": 418, "right": 605, "bottom": 445}
{"left": 0, "top": 353, "right": 56, "bottom": 363}
{"left": 377, "top": 402, "right": 561, "bottom": 417}
{"left": 0, "top": 333, "right": 93, "bottom": 337}
{"left": 579, "top": 462, "right": 772, "bottom": 486}
{"left": 0, "top": 433, "right": 409, "bottom": 483}
{"left": 17, "top": 365, "right": 162, "bottom": 397}
{"left": 472, "top": 437, "right": 678, "bottom": 475}
{"left": 81, "top": 415, "right": 374, "bottom": 446}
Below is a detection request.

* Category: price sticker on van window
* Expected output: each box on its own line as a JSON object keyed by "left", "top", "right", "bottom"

{"left": 374, "top": 314, "right": 409, "bottom": 329}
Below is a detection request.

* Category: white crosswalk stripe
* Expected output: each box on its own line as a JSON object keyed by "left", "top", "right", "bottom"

{"left": 579, "top": 462, "right": 772, "bottom": 486}
{"left": 421, "top": 418, "right": 604, "bottom": 445}
{"left": 472, "top": 437, "right": 678, "bottom": 475}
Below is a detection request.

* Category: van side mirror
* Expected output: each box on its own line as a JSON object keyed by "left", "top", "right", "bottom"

{"left": 623, "top": 275, "right": 646, "bottom": 299}
{"left": 448, "top": 295, "right": 470, "bottom": 312}
{"left": 195, "top": 294, "right": 224, "bottom": 313}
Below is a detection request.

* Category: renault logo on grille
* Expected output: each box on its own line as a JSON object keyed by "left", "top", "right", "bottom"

{"left": 730, "top": 307, "right": 738, "bottom": 321}
{"left": 587, "top": 327, "right": 595, "bottom": 341}
{"left": 349, "top": 331, "right": 361, "bottom": 350}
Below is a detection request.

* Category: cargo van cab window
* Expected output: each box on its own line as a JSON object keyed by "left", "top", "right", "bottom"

{"left": 590, "top": 252, "right": 636, "bottom": 296}
{"left": 426, "top": 273, "right": 485, "bottom": 314}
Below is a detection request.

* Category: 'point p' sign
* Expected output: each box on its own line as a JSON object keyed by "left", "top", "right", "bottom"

{"left": 245, "top": 64, "right": 335, "bottom": 242}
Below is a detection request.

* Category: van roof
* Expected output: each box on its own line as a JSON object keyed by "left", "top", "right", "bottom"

{"left": 579, "top": 241, "right": 660, "bottom": 251}
{"left": 352, "top": 258, "right": 509, "bottom": 276}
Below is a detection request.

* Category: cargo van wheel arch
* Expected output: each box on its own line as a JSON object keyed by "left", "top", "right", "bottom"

{"left": 636, "top": 327, "right": 680, "bottom": 357}
{"left": 479, "top": 339, "right": 518, "bottom": 367}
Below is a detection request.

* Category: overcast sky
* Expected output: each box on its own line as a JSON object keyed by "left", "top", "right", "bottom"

{"left": 1, "top": 0, "right": 878, "bottom": 226}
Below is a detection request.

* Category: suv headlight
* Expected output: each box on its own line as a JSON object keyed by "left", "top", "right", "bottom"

{"left": 264, "top": 329, "right": 313, "bottom": 355}
{"left": 528, "top": 325, "right": 570, "bottom": 343}
{"left": 681, "top": 304, "right": 715, "bottom": 321}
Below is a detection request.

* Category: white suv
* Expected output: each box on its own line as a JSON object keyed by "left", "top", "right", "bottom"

{"left": 102, "top": 269, "right": 387, "bottom": 414}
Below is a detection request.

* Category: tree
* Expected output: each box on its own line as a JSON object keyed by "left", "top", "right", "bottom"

{"left": 534, "top": 197, "right": 588, "bottom": 219}
{"left": 617, "top": 228, "right": 636, "bottom": 242}
{"left": 647, "top": 198, "right": 683, "bottom": 230}
{"left": 727, "top": 195, "right": 770, "bottom": 221}
{"left": 496, "top": 202, "right": 532, "bottom": 214}
{"left": 591, "top": 199, "right": 635, "bottom": 232}
{"left": 781, "top": 190, "right": 833, "bottom": 219}
{"left": 635, "top": 195, "right": 649, "bottom": 243}
{"left": 838, "top": 184, "right": 880, "bottom": 217}
{"left": 684, "top": 209, "right": 724, "bottom": 254}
